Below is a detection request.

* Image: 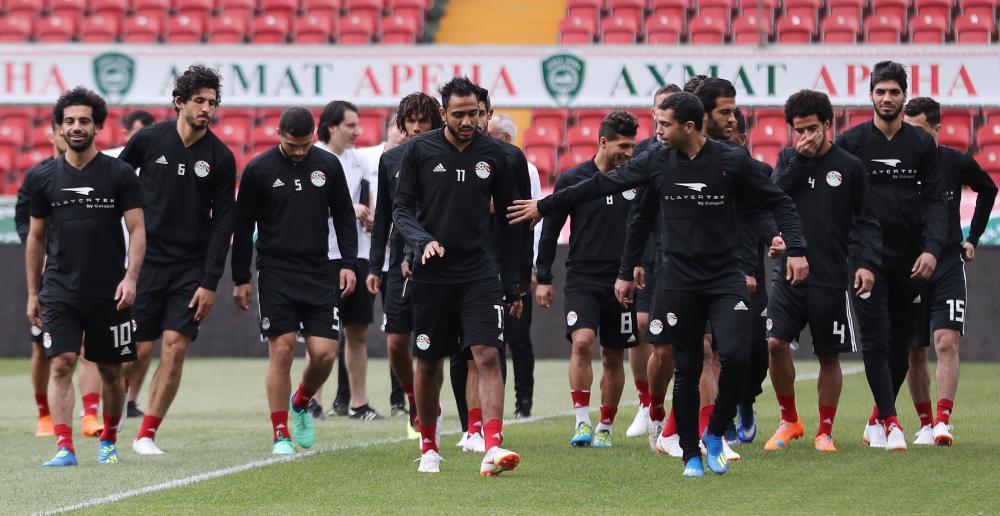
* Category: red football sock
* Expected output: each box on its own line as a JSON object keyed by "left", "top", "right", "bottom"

{"left": 483, "top": 419, "right": 503, "bottom": 452}
{"left": 54, "top": 424, "right": 74, "bottom": 454}
{"left": 936, "top": 399, "right": 954, "bottom": 425}
{"left": 599, "top": 405, "right": 617, "bottom": 426}
{"left": 468, "top": 407, "right": 483, "bottom": 435}
{"left": 914, "top": 401, "right": 934, "bottom": 427}
{"left": 570, "top": 390, "right": 590, "bottom": 408}
{"left": 663, "top": 407, "right": 677, "bottom": 437}
{"left": 82, "top": 392, "right": 100, "bottom": 417}
{"left": 883, "top": 415, "right": 902, "bottom": 432}
{"left": 292, "top": 384, "right": 316, "bottom": 411}
{"left": 817, "top": 405, "right": 837, "bottom": 436}
{"left": 776, "top": 394, "right": 798, "bottom": 423}
{"left": 100, "top": 413, "right": 118, "bottom": 443}
{"left": 649, "top": 402, "right": 665, "bottom": 423}
{"left": 634, "top": 380, "right": 651, "bottom": 407}
{"left": 698, "top": 404, "right": 714, "bottom": 436}
{"left": 136, "top": 415, "right": 163, "bottom": 441}
{"left": 420, "top": 424, "right": 438, "bottom": 453}
{"left": 868, "top": 405, "right": 879, "bottom": 425}
{"left": 402, "top": 383, "right": 416, "bottom": 408}
{"left": 35, "top": 394, "right": 50, "bottom": 418}
{"left": 270, "top": 411, "right": 289, "bottom": 441}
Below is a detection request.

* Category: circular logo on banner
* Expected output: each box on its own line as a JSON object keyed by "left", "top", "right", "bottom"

{"left": 416, "top": 334, "right": 431, "bottom": 350}
{"left": 43, "top": 332, "right": 52, "bottom": 349}
{"left": 649, "top": 319, "right": 663, "bottom": 335}
{"left": 475, "top": 161, "right": 491, "bottom": 179}
{"left": 194, "top": 160, "right": 211, "bottom": 178}
{"left": 30, "top": 325, "right": 42, "bottom": 336}
{"left": 311, "top": 171, "right": 326, "bottom": 187}
{"left": 766, "top": 318, "right": 774, "bottom": 331}
{"left": 622, "top": 188, "right": 637, "bottom": 201}
{"left": 826, "top": 171, "right": 843, "bottom": 187}
{"left": 566, "top": 311, "right": 578, "bottom": 326}
{"left": 666, "top": 312, "right": 678, "bottom": 327}
{"left": 261, "top": 317, "right": 271, "bottom": 331}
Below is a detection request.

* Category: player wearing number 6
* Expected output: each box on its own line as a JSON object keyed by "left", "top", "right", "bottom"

{"left": 26, "top": 87, "right": 147, "bottom": 467}
{"left": 764, "top": 90, "right": 882, "bottom": 453}
{"left": 534, "top": 111, "right": 640, "bottom": 449}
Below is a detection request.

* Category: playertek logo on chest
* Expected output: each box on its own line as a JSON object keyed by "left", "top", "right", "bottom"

{"left": 53, "top": 188, "right": 116, "bottom": 209}
{"left": 869, "top": 158, "right": 916, "bottom": 180}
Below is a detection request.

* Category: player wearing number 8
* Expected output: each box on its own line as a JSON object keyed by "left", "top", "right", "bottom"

{"left": 764, "top": 90, "right": 882, "bottom": 453}
{"left": 534, "top": 111, "right": 640, "bottom": 449}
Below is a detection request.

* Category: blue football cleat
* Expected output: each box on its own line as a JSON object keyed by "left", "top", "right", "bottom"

{"left": 725, "top": 420, "right": 739, "bottom": 445}
{"left": 97, "top": 441, "right": 119, "bottom": 463}
{"left": 682, "top": 456, "right": 705, "bottom": 477}
{"left": 737, "top": 403, "right": 757, "bottom": 443}
{"left": 703, "top": 433, "right": 729, "bottom": 475}
{"left": 43, "top": 447, "right": 78, "bottom": 467}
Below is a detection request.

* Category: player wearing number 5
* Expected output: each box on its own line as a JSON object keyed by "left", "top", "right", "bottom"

{"left": 231, "top": 108, "right": 358, "bottom": 455}
{"left": 534, "top": 112, "right": 640, "bottom": 449}
{"left": 26, "top": 88, "right": 146, "bottom": 467}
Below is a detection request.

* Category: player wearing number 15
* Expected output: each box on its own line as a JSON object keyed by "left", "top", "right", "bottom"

{"left": 231, "top": 107, "right": 358, "bottom": 455}
{"left": 25, "top": 87, "right": 147, "bottom": 467}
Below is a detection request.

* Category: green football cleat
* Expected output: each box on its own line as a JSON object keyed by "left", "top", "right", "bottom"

{"left": 592, "top": 429, "right": 613, "bottom": 448}
{"left": 271, "top": 438, "right": 295, "bottom": 455}
{"left": 97, "top": 441, "right": 119, "bottom": 464}
{"left": 289, "top": 397, "right": 315, "bottom": 449}
{"left": 570, "top": 422, "right": 593, "bottom": 447}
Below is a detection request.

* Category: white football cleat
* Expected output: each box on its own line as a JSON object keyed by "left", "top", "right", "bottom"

{"left": 912, "top": 424, "right": 934, "bottom": 445}
{"left": 462, "top": 432, "right": 486, "bottom": 453}
{"left": 656, "top": 433, "right": 683, "bottom": 457}
{"left": 626, "top": 406, "right": 650, "bottom": 438}
{"left": 885, "top": 424, "right": 907, "bottom": 451}
{"left": 132, "top": 437, "right": 165, "bottom": 455}
{"left": 456, "top": 432, "right": 468, "bottom": 448}
{"left": 722, "top": 437, "right": 741, "bottom": 461}
{"left": 480, "top": 447, "right": 519, "bottom": 476}
{"left": 863, "top": 423, "right": 887, "bottom": 448}
{"left": 932, "top": 422, "right": 953, "bottom": 446}
{"left": 417, "top": 450, "right": 442, "bottom": 473}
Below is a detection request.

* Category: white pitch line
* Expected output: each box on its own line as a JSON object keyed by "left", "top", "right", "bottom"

{"left": 41, "top": 366, "right": 863, "bottom": 515}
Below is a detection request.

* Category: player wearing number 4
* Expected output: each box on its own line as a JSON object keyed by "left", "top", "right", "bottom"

{"left": 232, "top": 107, "right": 358, "bottom": 455}
{"left": 764, "top": 90, "right": 882, "bottom": 453}
{"left": 535, "top": 111, "right": 640, "bottom": 449}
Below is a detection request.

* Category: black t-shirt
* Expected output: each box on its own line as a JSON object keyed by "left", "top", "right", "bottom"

{"left": 936, "top": 145, "right": 998, "bottom": 251}
{"left": 118, "top": 120, "right": 236, "bottom": 290}
{"left": 393, "top": 128, "right": 520, "bottom": 296}
{"left": 536, "top": 158, "right": 636, "bottom": 284}
{"left": 15, "top": 156, "right": 55, "bottom": 244}
{"left": 30, "top": 154, "right": 143, "bottom": 301}
{"left": 369, "top": 143, "right": 407, "bottom": 273}
{"left": 772, "top": 146, "right": 882, "bottom": 289}
{"left": 231, "top": 146, "right": 357, "bottom": 284}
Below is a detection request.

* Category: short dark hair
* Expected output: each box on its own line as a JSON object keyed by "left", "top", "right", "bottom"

{"left": 476, "top": 85, "right": 491, "bottom": 112}
{"left": 317, "top": 100, "right": 358, "bottom": 142}
{"left": 123, "top": 110, "right": 155, "bottom": 130}
{"left": 439, "top": 76, "right": 479, "bottom": 110}
{"left": 654, "top": 84, "right": 681, "bottom": 106}
{"left": 172, "top": 66, "right": 222, "bottom": 113}
{"left": 599, "top": 111, "right": 639, "bottom": 141}
{"left": 734, "top": 107, "right": 747, "bottom": 134}
{"left": 694, "top": 78, "right": 737, "bottom": 114}
{"left": 278, "top": 107, "right": 315, "bottom": 138}
{"left": 660, "top": 92, "right": 704, "bottom": 131}
{"left": 396, "top": 92, "right": 442, "bottom": 133}
{"left": 870, "top": 61, "right": 908, "bottom": 93}
{"left": 903, "top": 97, "right": 941, "bottom": 126}
{"left": 784, "top": 89, "right": 835, "bottom": 125}
{"left": 53, "top": 86, "right": 108, "bottom": 128}
{"left": 682, "top": 74, "right": 709, "bottom": 93}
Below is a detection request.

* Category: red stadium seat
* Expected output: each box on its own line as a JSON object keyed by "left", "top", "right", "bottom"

{"left": 754, "top": 108, "right": 785, "bottom": 128}
{"left": 261, "top": 0, "right": 300, "bottom": 18}
{"left": 209, "top": 14, "right": 247, "bottom": 42}
{"left": 339, "top": 14, "right": 374, "bottom": 43}
{"left": 750, "top": 144, "right": 780, "bottom": 167}
{"left": 842, "top": 108, "right": 870, "bottom": 130}
{"left": 939, "top": 109, "right": 975, "bottom": 147}
{"left": 90, "top": 0, "right": 129, "bottom": 17}
{"left": 954, "top": 12, "right": 994, "bottom": 42}
{"left": 175, "top": 0, "right": 214, "bottom": 26}
{"left": 688, "top": 16, "right": 728, "bottom": 43}
{"left": 215, "top": 120, "right": 250, "bottom": 151}
{"left": 749, "top": 119, "right": 789, "bottom": 146}
{"left": 525, "top": 146, "right": 555, "bottom": 180}
{"left": 1, "top": 151, "right": 18, "bottom": 175}
{"left": 909, "top": 13, "right": 947, "bottom": 42}
{"left": 123, "top": 14, "right": 162, "bottom": 42}
{"left": 821, "top": 13, "right": 860, "bottom": 42}
{"left": 35, "top": 14, "right": 77, "bottom": 42}
{"left": 864, "top": 14, "right": 903, "bottom": 42}
{"left": 566, "top": 125, "right": 599, "bottom": 148}
{"left": 79, "top": 14, "right": 119, "bottom": 42}
{"left": 358, "top": 108, "right": 387, "bottom": 144}
{"left": 382, "top": 14, "right": 418, "bottom": 43}
{"left": 575, "top": 109, "right": 607, "bottom": 132}
{"left": 0, "top": 123, "right": 27, "bottom": 151}
{"left": 733, "top": 14, "right": 773, "bottom": 44}
{"left": 913, "top": 0, "right": 953, "bottom": 19}
{"left": 22, "top": 148, "right": 50, "bottom": 169}
{"left": 217, "top": 0, "right": 256, "bottom": 21}
{"left": 645, "top": 14, "right": 683, "bottom": 43}
{"left": 652, "top": 0, "right": 690, "bottom": 19}
{"left": 0, "top": 14, "right": 33, "bottom": 42}
{"left": 345, "top": 0, "right": 383, "bottom": 32}
{"left": 252, "top": 125, "right": 279, "bottom": 154}
{"left": 737, "top": 0, "right": 778, "bottom": 15}
{"left": 7, "top": 0, "right": 43, "bottom": 17}
{"left": 133, "top": 0, "right": 171, "bottom": 22}
{"left": 388, "top": 0, "right": 426, "bottom": 29}
{"left": 939, "top": 125, "right": 971, "bottom": 150}
{"left": 958, "top": 0, "right": 996, "bottom": 17}
{"left": 827, "top": 0, "right": 865, "bottom": 19}
{"left": 871, "top": 0, "right": 910, "bottom": 22}
{"left": 776, "top": 14, "right": 816, "bottom": 42}
{"left": 252, "top": 13, "right": 290, "bottom": 42}
{"left": 976, "top": 145, "right": 1000, "bottom": 174}
{"left": 0, "top": 107, "right": 35, "bottom": 128}
{"left": 566, "top": 0, "right": 602, "bottom": 22}
{"left": 295, "top": 13, "right": 334, "bottom": 43}
{"left": 31, "top": 124, "right": 53, "bottom": 148}
{"left": 50, "top": 0, "right": 86, "bottom": 23}
{"left": 522, "top": 126, "right": 561, "bottom": 149}
{"left": 783, "top": 0, "right": 821, "bottom": 19}
{"left": 559, "top": 16, "right": 596, "bottom": 44}
{"left": 601, "top": 15, "right": 639, "bottom": 43}
{"left": 698, "top": 0, "right": 734, "bottom": 21}
{"left": 976, "top": 123, "right": 1000, "bottom": 146}
{"left": 557, "top": 147, "right": 591, "bottom": 173}
{"left": 165, "top": 14, "right": 204, "bottom": 43}
{"left": 304, "top": 0, "right": 343, "bottom": 25}
{"left": 610, "top": 0, "right": 645, "bottom": 26}
{"left": 530, "top": 109, "right": 569, "bottom": 141}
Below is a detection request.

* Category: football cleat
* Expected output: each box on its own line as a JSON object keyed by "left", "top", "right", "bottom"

{"left": 35, "top": 415, "right": 54, "bottom": 437}
{"left": 657, "top": 433, "right": 683, "bottom": 457}
{"left": 863, "top": 423, "right": 887, "bottom": 448}
{"left": 764, "top": 419, "right": 805, "bottom": 450}
{"left": 913, "top": 424, "right": 934, "bottom": 445}
{"left": 289, "top": 397, "right": 315, "bottom": 449}
{"left": 702, "top": 433, "right": 729, "bottom": 475}
{"left": 736, "top": 403, "right": 757, "bottom": 443}
{"left": 932, "top": 422, "right": 953, "bottom": 446}
{"left": 570, "top": 422, "right": 593, "bottom": 447}
{"left": 648, "top": 420, "right": 664, "bottom": 452}
{"left": 626, "top": 406, "right": 650, "bottom": 438}
{"left": 814, "top": 434, "right": 837, "bottom": 452}
{"left": 126, "top": 401, "right": 145, "bottom": 418}
{"left": 417, "top": 450, "right": 442, "bottom": 473}
{"left": 271, "top": 438, "right": 295, "bottom": 455}
{"left": 722, "top": 436, "right": 741, "bottom": 461}
{"left": 132, "top": 437, "right": 165, "bottom": 455}
{"left": 97, "top": 441, "right": 119, "bottom": 463}
{"left": 348, "top": 404, "right": 384, "bottom": 421}
{"left": 682, "top": 456, "right": 705, "bottom": 477}
{"left": 42, "top": 447, "right": 78, "bottom": 467}
{"left": 885, "top": 424, "right": 907, "bottom": 451}
{"left": 456, "top": 432, "right": 468, "bottom": 448}
{"left": 462, "top": 432, "right": 486, "bottom": 453}
{"left": 480, "top": 447, "right": 519, "bottom": 476}
{"left": 80, "top": 414, "right": 104, "bottom": 437}
{"left": 592, "top": 429, "right": 613, "bottom": 448}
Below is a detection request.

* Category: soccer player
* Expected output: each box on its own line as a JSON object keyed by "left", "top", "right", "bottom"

{"left": 316, "top": 100, "right": 382, "bottom": 420}
{"left": 902, "top": 97, "right": 997, "bottom": 445}
{"left": 394, "top": 76, "right": 522, "bottom": 475}
{"left": 509, "top": 92, "right": 808, "bottom": 477}
{"left": 835, "top": 61, "right": 947, "bottom": 451}
{"left": 103, "top": 110, "right": 155, "bottom": 159}
{"left": 535, "top": 111, "right": 639, "bottom": 448}
{"left": 120, "top": 66, "right": 237, "bottom": 455}
{"left": 765, "top": 89, "right": 881, "bottom": 452}
{"left": 26, "top": 87, "right": 146, "bottom": 466}
{"left": 368, "top": 92, "right": 444, "bottom": 432}
{"left": 626, "top": 83, "right": 679, "bottom": 439}
{"left": 232, "top": 107, "right": 358, "bottom": 455}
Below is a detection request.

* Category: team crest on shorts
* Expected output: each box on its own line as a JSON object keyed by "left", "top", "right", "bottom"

{"left": 475, "top": 161, "right": 491, "bottom": 179}
{"left": 43, "top": 332, "right": 52, "bottom": 349}
{"left": 261, "top": 317, "right": 271, "bottom": 331}
{"left": 666, "top": 312, "right": 678, "bottom": 327}
{"left": 416, "top": 334, "right": 431, "bottom": 350}
{"left": 649, "top": 319, "right": 664, "bottom": 335}
{"left": 826, "top": 171, "right": 843, "bottom": 187}
{"left": 566, "top": 311, "right": 578, "bottom": 326}
{"left": 766, "top": 318, "right": 773, "bottom": 331}
{"left": 31, "top": 325, "right": 42, "bottom": 336}
{"left": 311, "top": 171, "right": 327, "bottom": 187}
{"left": 194, "top": 160, "right": 211, "bottom": 178}
{"left": 622, "top": 188, "right": 637, "bottom": 201}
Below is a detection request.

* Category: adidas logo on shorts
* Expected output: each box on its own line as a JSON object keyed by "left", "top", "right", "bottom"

{"left": 734, "top": 301, "right": 749, "bottom": 311}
